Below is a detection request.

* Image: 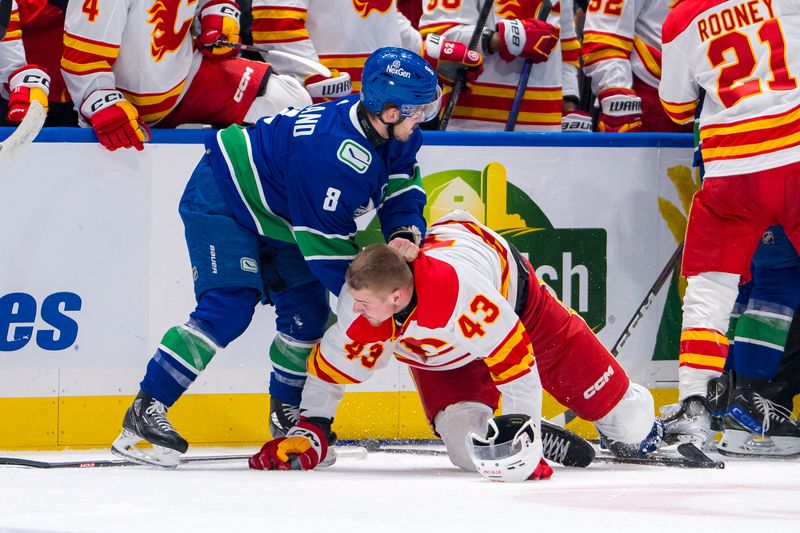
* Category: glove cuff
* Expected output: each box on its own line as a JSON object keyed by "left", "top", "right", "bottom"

{"left": 598, "top": 88, "right": 642, "bottom": 117}
{"left": 8, "top": 65, "right": 51, "bottom": 95}
{"left": 388, "top": 225, "right": 422, "bottom": 246}
{"left": 288, "top": 419, "right": 330, "bottom": 463}
{"left": 201, "top": 0, "right": 241, "bottom": 19}
{"left": 305, "top": 71, "right": 352, "bottom": 99}
{"left": 81, "top": 89, "right": 128, "bottom": 119}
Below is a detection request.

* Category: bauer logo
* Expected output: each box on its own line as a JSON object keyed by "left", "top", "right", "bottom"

{"left": 0, "top": 292, "right": 82, "bottom": 351}
{"left": 354, "top": 162, "right": 607, "bottom": 331}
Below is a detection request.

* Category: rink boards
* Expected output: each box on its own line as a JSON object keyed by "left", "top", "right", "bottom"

{"left": 0, "top": 129, "right": 693, "bottom": 448}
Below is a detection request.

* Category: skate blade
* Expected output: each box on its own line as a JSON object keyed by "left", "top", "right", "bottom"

{"left": 111, "top": 429, "right": 182, "bottom": 469}
{"left": 717, "top": 430, "right": 800, "bottom": 458}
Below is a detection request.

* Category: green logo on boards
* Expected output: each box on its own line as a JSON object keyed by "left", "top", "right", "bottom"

{"left": 337, "top": 140, "right": 372, "bottom": 174}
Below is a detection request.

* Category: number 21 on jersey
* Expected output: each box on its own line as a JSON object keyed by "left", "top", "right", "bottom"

{"left": 708, "top": 18, "right": 797, "bottom": 107}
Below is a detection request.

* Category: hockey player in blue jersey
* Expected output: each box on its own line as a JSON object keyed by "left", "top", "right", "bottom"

{"left": 111, "top": 47, "right": 442, "bottom": 467}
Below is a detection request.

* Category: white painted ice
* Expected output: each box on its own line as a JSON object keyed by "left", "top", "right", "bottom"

{"left": 0, "top": 448, "right": 797, "bottom": 533}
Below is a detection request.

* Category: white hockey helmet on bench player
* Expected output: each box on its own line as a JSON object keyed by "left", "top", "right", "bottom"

{"left": 466, "top": 414, "right": 543, "bottom": 482}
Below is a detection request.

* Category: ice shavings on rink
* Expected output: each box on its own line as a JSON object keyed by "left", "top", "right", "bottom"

{"left": 0, "top": 447, "right": 798, "bottom": 533}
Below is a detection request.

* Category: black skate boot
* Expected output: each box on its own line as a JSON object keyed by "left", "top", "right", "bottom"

{"left": 269, "top": 396, "right": 301, "bottom": 439}
{"left": 706, "top": 371, "right": 732, "bottom": 432}
{"left": 717, "top": 386, "right": 800, "bottom": 457}
{"left": 660, "top": 396, "right": 714, "bottom": 449}
{"left": 599, "top": 418, "right": 664, "bottom": 458}
{"left": 111, "top": 390, "right": 188, "bottom": 468}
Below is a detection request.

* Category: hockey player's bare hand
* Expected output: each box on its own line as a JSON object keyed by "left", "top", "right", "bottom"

{"left": 197, "top": 0, "right": 241, "bottom": 58}
{"left": 6, "top": 65, "right": 50, "bottom": 124}
{"left": 495, "top": 18, "right": 559, "bottom": 64}
{"left": 423, "top": 34, "right": 484, "bottom": 84}
{"left": 388, "top": 238, "right": 420, "bottom": 262}
{"left": 249, "top": 421, "right": 327, "bottom": 471}
{"left": 83, "top": 90, "right": 150, "bottom": 151}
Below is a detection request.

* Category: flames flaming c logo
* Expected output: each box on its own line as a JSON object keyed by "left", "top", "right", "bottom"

{"left": 148, "top": 0, "right": 197, "bottom": 62}
{"left": 352, "top": 0, "right": 393, "bottom": 18}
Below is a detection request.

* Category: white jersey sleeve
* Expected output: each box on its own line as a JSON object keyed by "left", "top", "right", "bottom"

{"left": 581, "top": 0, "right": 639, "bottom": 93}
{"left": 0, "top": 0, "right": 26, "bottom": 99}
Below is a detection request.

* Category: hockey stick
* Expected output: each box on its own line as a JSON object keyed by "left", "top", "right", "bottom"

{"left": 0, "top": 100, "right": 46, "bottom": 161}
{"left": 504, "top": 0, "right": 553, "bottom": 131}
{"left": 0, "top": 0, "right": 11, "bottom": 41}
{"left": 0, "top": 447, "right": 369, "bottom": 469}
{"left": 216, "top": 40, "right": 332, "bottom": 77}
{"left": 610, "top": 242, "right": 684, "bottom": 356}
{"left": 438, "top": 0, "right": 494, "bottom": 131}
{"left": 593, "top": 443, "right": 724, "bottom": 469}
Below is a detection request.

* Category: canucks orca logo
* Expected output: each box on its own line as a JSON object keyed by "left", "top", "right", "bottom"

{"left": 356, "top": 162, "right": 608, "bottom": 331}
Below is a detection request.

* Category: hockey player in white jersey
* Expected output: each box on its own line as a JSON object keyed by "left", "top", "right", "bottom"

{"left": 582, "top": 0, "right": 690, "bottom": 132}
{"left": 658, "top": 0, "right": 800, "bottom": 453}
{"left": 249, "top": 211, "right": 664, "bottom": 479}
{"left": 0, "top": 0, "right": 49, "bottom": 125}
{"left": 60, "top": 0, "right": 310, "bottom": 152}
{"left": 250, "top": 0, "right": 484, "bottom": 104}
{"left": 419, "top": 0, "right": 562, "bottom": 131}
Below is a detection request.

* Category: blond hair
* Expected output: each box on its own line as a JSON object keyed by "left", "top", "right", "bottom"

{"left": 346, "top": 244, "right": 413, "bottom": 295}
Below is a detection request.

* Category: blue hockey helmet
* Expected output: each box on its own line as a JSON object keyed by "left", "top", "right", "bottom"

{"left": 360, "top": 47, "right": 442, "bottom": 122}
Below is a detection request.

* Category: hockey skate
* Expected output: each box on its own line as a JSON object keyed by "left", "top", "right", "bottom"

{"left": 599, "top": 418, "right": 664, "bottom": 458}
{"left": 269, "top": 397, "right": 301, "bottom": 438}
{"left": 111, "top": 390, "right": 188, "bottom": 468}
{"left": 717, "top": 387, "right": 800, "bottom": 458}
{"left": 660, "top": 396, "right": 715, "bottom": 450}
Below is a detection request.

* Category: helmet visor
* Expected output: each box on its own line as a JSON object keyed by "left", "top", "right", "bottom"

{"left": 468, "top": 437, "right": 524, "bottom": 461}
{"left": 399, "top": 85, "right": 443, "bottom": 123}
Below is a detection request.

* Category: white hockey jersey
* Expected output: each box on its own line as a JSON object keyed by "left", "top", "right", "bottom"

{"left": 61, "top": 0, "right": 210, "bottom": 124}
{"left": 300, "top": 211, "right": 539, "bottom": 420}
{"left": 558, "top": 0, "right": 581, "bottom": 102}
{"left": 660, "top": 0, "right": 800, "bottom": 177}
{"left": 582, "top": 0, "right": 673, "bottom": 94}
{"left": 251, "top": 1, "right": 421, "bottom": 91}
{"left": 0, "top": 0, "right": 26, "bottom": 99}
{"left": 419, "top": 0, "right": 563, "bottom": 131}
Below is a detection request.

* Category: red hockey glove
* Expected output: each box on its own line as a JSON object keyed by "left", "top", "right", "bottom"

{"left": 561, "top": 110, "right": 593, "bottom": 133}
{"left": 529, "top": 457, "right": 553, "bottom": 480}
{"left": 6, "top": 65, "right": 50, "bottom": 124}
{"left": 423, "top": 33, "right": 484, "bottom": 84}
{"left": 495, "top": 18, "right": 559, "bottom": 63}
{"left": 196, "top": 0, "right": 241, "bottom": 58}
{"left": 82, "top": 90, "right": 151, "bottom": 151}
{"left": 597, "top": 88, "right": 642, "bottom": 133}
{"left": 305, "top": 70, "right": 353, "bottom": 100}
{"left": 249, "top": 420, "right": 329, "bottom": 471}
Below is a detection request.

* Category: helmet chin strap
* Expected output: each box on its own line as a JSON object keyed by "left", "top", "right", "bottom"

{"left": 378, "top": 112, "right": 407, "bottom": 142}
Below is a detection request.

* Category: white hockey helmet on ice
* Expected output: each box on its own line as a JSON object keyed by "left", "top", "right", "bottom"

{"left": 466, "top": 414, "right": 543, "bottom": 482}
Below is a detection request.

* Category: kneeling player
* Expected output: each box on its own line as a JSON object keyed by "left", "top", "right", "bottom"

{"left": 249, "top": 211, "right": 663, "bottom": 480}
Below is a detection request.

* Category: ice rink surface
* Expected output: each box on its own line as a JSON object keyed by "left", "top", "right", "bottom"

{"left": 0, "top": 447, "right": 798, "bottom": 533}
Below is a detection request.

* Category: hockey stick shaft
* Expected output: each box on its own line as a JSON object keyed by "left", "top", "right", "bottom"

{"left": 438, "top": 0, "right": 494, "bottom": 131}
{"left": 0, "top": 447, "right": 368, "bottom": 469}
{"left": 216, "top": 40, "right": 332, "bottom": 77}
{"left": 0, "top": 100, "right": 46, "bottom": 161}
{"left": 610, "top": 242, "right": 684, "bottom": 356}
{"left": 504, "top": 0, "right": 553, "bottom": 131}
{"left": 0, "top": 0, "right": 11, "bottom": 41}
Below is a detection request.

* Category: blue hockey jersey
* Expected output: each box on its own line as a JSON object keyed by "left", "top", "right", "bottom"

{"left": 205, "top": 96, "right": 427, "bottom": 296}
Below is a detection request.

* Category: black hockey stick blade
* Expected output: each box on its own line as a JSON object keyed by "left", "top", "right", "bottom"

{"left": 676, "top": 443, "right": 725, "bottom": 468}
{"left": 592, "top": 443, "right": 724, "bottom": 469}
